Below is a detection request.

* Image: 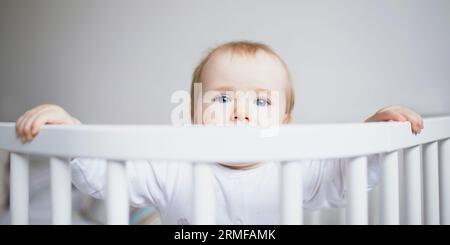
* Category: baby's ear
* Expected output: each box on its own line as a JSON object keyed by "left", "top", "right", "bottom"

{"left": 282, "top": 114, "right": 292, "bottom": 124}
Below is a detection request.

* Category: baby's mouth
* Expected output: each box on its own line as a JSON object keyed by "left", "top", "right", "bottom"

{"left": 232, "top": 121, "right": 254, "bottom": 127}
{"left": 234, "top": 122, "right": 250, "bottom": 127}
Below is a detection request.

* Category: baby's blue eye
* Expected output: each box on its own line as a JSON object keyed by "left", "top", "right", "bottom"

{"left": 213, "top": 94, "right": 232, "bottom": 104}
{"left": 255, "top": 98, "right": 271, "bottom": 107}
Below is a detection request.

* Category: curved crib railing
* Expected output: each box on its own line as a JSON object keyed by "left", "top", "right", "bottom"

{"left": 0, "top": 116, "right": 449, "bottom": 225}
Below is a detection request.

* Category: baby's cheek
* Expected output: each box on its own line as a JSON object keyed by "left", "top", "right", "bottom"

{"left": 255, "top": 103, "right": 284, "bottom": 127}
{"left": 255, "top": 108, "right": 274, "bottom": 127}
{"left": 202, "top": 103, "right": 233, "bottom": 125}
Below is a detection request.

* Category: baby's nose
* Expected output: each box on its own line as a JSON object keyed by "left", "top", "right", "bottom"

{"left": 233, "top": 115, "right": 250, "bottom": 123}
{"left": 232, "top": 97, "right": 252, "bottom": 124}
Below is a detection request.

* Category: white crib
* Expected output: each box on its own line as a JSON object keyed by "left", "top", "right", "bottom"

{"left": 0, "top": 116, "right": 449, "bottom": 225}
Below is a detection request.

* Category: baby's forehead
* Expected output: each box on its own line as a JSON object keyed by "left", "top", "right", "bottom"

{"left": 206, "top": 49, "right": 284, "bottom": 69}
{"left": 201, "top": 49, "right": 289, "bottom": 91}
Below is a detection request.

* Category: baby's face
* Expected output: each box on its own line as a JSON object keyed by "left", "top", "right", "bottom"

{"left": 198, "top": 50, "right": 289, "bottom": 127}
{"left": 195, "top": 50, "right": 290, "bottom": 169}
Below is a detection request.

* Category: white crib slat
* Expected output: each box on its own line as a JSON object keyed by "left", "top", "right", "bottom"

{"left": 346, "top": 156, "right": 368, "bottom": 225}
{"left": 380, "top": 151, "right": 400, "bottom": 225}
{"left": 281, "top": 162, "right": 303, "bottom": 225}
{"left": 106, "top": 160, "right": 129, "bottom": 225}
{"left": 439, "top": 138, "right": 450, "bottom": 225}
{"left": 10, "top": 153, "right": 29, "bottom": 225}
{"left": 305, "top": 210, "right": 321, "bottom": 225}
{"left": 193, "top": 162, "right": 215, "bottom": 225}
{"left": 423, "top": 141, "right": 440, "bottom": 225}
{"left": 403, "top": 145, "right": 422, "bottom": 225}
{"left": 50, "top": 157, "right": 72, "bottom": 225}
{"left": 368, "top": 183, "right": 380, "bottom": 225}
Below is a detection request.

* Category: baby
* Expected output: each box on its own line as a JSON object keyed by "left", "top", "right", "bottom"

{"left": 15, "top": 41, "right": 423, "bottom": 224}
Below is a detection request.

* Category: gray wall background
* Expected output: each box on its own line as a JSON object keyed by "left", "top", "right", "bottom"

{"left": 1, "top": 0, "right": 449, "bottom": 124}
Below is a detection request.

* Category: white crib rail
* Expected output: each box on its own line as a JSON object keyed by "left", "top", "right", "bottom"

{"left": 1, "top": 116, "right": 449, "bottom": 225}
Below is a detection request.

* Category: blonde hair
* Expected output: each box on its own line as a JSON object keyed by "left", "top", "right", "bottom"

{"left": 190, "top": 41, "right": 295, "bottom": 123}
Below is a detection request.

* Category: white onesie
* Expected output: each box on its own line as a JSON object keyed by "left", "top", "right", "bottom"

{"left": 71, "top": 156, "right": 379, "bottom": 225}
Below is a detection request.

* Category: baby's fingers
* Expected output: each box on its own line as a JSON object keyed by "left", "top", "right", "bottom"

{"left": 411, "top": 111, "right": 424, "bottom": 130}
{"left": 15, "top": 114, "right": 26, "bottom": 138}
{"left": 16, "top": 112, "right": 32, "bottom": 142}
{"left": 23, "top": 110, "right": 49, "bottom": 141}
{"left": 20, "top": 107, "right": 50, "bottom": 141}
{"left": 23, "top": 110, "right": 70, "bottom": 142}
{"left": 401, "top": 111, "right": 423, "bottom": 134}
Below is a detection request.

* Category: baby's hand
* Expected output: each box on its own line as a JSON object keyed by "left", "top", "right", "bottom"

{"left": 365, "top": 105, "right": 423, "bottom": 134}
{"left": 15, "top": 104, "right": 81, "bottom": 143}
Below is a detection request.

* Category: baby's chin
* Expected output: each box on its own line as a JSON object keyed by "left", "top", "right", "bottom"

{"left": 218, "top": 161, "right": 260, "bottom": 170}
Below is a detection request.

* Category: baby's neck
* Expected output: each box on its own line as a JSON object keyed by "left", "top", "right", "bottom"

{"left": 219, "top": 162, "right": 260, "bottom": 170}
